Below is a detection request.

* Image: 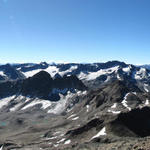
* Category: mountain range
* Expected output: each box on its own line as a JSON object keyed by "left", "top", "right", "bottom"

{"left": 0, "top": 61, "right": 150, "bottom": 149}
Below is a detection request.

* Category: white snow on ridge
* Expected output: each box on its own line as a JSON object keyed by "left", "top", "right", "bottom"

{"left": 57, "top": 138, "right": 66, "bottom": 144}
{"left": 111, "top": 103, "right": 117, "bottom": 109}
{"left": 22, "top": 66, "right": 59, "bottom": 78}
{"left": 91, "top": 127, "right": 106, "bottom": 140}
{"left": 9, "top": 95, "right": 28, "bottom": 111}
{"left": 59, "top": 66, "right": 78, "bottom": 76}
{"left": 134, "top": 68, "right": 147, "bottom": 80}
{"left": 123, "top": 66, "right": 131, "bottom": 73}
{"left": 47, "top": 136, "right": 58, "bottom": 140}
{"left": 0, "top": 71, "right": 6, "bottom": 77}
{"left": 0, "top": 90, "right": 85, "bottom": 114}
{"left": 108, "top": 103, "right": 121, "bottom": 114}
{"left": 78, "top": 72, "right": 87, "bottom": 80}
{"left": 67, "top": 114, "right": 76, "bottom": 119}
{"left": 104, "top": 76, "right": 111, "bottom": 83}
{"left": 48, "top": 92, "right": 76, "bottom": 114}
{"left": 54, "top": 144, "right": 59, "bottom": 147}
{"left": 72, "top": 116, "right": 79, "bottom": 120}
{"left": 121, "top": 93, "right": 131, "bottom": 111}
{"left": 10, "top": 102, "right": 23, "bottom": 112}
{"left": 22, "top": 69, "right": 42, "bottom": 78}
{"left": 0, "top": 145, "right": 3, "bottom": 150}
{"left": 21, "top": 99, "right": 52, "bottom": 110}
{"left": 45, "top": 66, "right": 59, "bottom": 77}
{"left": 0, "top": 95, "right": 16, "bottom": 109}
{"left": 144, "top": 84, "right": 149, "bottom": 93}
{"left": 145, "top": 99, "right": 149, "bottom": 105}
{"left": 64, "top": 139, "right": 71, "bottom": 145}
{"left": 85, "top": 66, "right": 119, "bottom": 81}
{"left": 108, "top": 109, "right": 121, "bottom": 114}
{"left": 22, "top": 65, "right": 78, "bottom": 78}
{"left": 117, "top": 74, "right": 121, "bottom": 80}
{"left": 86, "top": 105, "right": 89, "bottom": 112}
{"left": 132, "top": 92, "right": 137, "bottom": 95}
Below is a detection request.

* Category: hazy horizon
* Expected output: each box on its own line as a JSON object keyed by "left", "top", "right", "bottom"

{"left": 1, "top": 0, "right": 150, "bottom": 64}
{"left": 0, "top": 60, "right": 148, "bottom": 66}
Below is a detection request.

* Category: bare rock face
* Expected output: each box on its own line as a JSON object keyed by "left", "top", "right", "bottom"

{"left": 66, "top": 118, "right": 104, "bottom": 136}
{"left": 0, "top": 64, "right": 25, "bottom": 81}
{"left": 1, "top": 61, "right": 150, "bottom": 149}
{"left": 110, "top": 107, "right": 150, "bottom": 137}
{"left": 0, "top": 71, "right": 87, "bottom": 100}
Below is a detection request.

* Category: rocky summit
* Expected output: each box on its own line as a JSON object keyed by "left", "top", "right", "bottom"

{"left": 0, "top": 61, "right": 150, "bottom": 149}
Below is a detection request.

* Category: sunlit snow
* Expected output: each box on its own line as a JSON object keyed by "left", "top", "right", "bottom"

{"left": 0, "top": 71, "right": 6, "bottom": 77}
{"left": 91, "top": 127, "right": 106, "bottom": 140}
{"left": 145, "top": 99, "right": 149, "bottom": 105}
{"left": 108, "top": 109, "right": 121, "bottom": 114}
{"left": 85, "top": 66, "right": 119, "bottom": 81}
{"left": 64, "top": 139, "right": 71, "bottom": 145}
{"left": 111, "top": 103, "right": 117, "bottom": 109}
{"left": 72, "top": 116, "right": 79, "bottom": 120}
{"left": 0, "top": 95, "right": 16, "bottom": 109}
{"left": 121, "top": 93, "right": 131, "bottom": 111}
{"left": 21, "top": 99, "right": 52, "bottom": 110}
{"left": 144, "top": 84, "right": 149, "bottom": 92}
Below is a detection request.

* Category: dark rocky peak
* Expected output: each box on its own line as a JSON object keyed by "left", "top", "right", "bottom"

{"left": 110, "top": 107, "right": 150, "bottom": 137}
{"left": 0, "top": 71, "right": 86, "bottom": 100}
{"left": 0, "top": 64, "right": 25, "bottom": 80}
{"left": 84, "top": 80, "right": 141, "bottom": 108}
{"left": 102, "top": 80, "right": 136, "bottom": 100}
{"left": 103, "top": 80, "right": 129, "bottom": 97}
{"left": 39, "top": 62, "right": 49, "bottom": 68}
{"left": 21, "top": 71, "right": 53, "bottom": 96}
{"left": 53, "top": 73, "right": 62, "bottom": 79}
{"left": 31, "top": 71, "right": 52, "bottom": 82}
{"left": 54, "top": 75, "right": 87, "bottom": 90}
{"left": 106, "top": 79, "right": 141, "bottom": 93}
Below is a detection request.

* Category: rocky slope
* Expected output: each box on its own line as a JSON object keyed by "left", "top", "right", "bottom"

{"left": 0, "top": 61, "right": 150, "bottom": 92}
{"left": 0, "top": 70, "right": 86, "bottom": 115}
{"left": 0, "top": 61, "right": 150, "bottom": 149}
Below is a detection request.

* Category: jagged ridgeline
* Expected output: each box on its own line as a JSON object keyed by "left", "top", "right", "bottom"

{"left": 0, "top": 61, "right": 150, "bottom": 149}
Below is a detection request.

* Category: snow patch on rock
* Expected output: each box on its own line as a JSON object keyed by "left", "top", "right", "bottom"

{"left": 64, "top": 139, "right": 71, "bottom": 145}
{"left": 72, "top": 116, "right": 79, "bottom": 120}
{"left": 108, "top": 109, "right": 121, "bottom": 114}
{"left": 21, "top": 99, "right": 52, "bottom": 110}
{"left": 121, "top": 93, "right": 131, "bottom": 111}
{"left": 145, "top": 99, "right": 149, "bottom": 105}
{"left": 91, "top": 127, "right": 106, "bottom": 140}
{"left": 144, "top": 84, "right": 149, "bottom": 92}
{"left": 84, "top": 66, "right": 119, "bottom": 81}
{"left": 111, "top": 103, "right": 117, "bottom": 109}
{"left": 0, "top": 95, "right": 16, "bottom": 109}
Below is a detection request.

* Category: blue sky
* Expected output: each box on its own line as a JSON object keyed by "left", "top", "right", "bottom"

{"left": 0, "top": 0, "right": 150, "bottom": 64}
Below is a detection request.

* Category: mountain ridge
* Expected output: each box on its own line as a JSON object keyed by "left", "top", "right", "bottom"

{"left": 0, "top": 61, "right": 150, "bottom": 149}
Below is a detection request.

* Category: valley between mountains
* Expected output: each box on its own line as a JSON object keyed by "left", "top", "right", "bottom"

{"left": 0, "top": 61, "right": 150, "bottom": 150}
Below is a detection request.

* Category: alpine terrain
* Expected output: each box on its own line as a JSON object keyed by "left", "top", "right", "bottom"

{"left": 0, "top": 61, "right": 150, "bottom": 150}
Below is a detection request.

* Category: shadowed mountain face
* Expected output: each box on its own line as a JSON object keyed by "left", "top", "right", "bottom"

{"left": 0, "top": 64, "right": 25, "bottom": 81}
{"left": 0, "top": 61, "right": 150, "bottom": 149}
{"left": 11, "top": 61, "right": 150, "bottom": 93}
{"left": 0, "top": 61, "right": 150, "bottom": 93}
{"left": 0, "top": 71, "right": 86, "bottom": 100}
{"left": 111, "top": 107, "right": 150, "bottom": 137}
{"left": 83, "top": 80, "right": 142, "bottom": 109}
